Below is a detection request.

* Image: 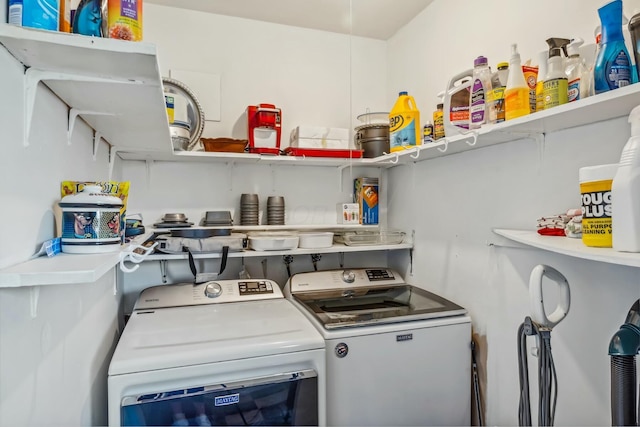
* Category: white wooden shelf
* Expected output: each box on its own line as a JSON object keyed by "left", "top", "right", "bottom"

{"left": 145, "top": 243, "right": 413, "bottom": 261}
{"left": 0, "top": 252, "right": 121, "bottom": 288}
{"left": 202, "top": 224, "right": 380, "bottom": 233}
{"left": 0, "top": 24, "right": 171, "bottom": 152}
{"left": 115, "top": 82, "right": 640, "bottom": 167}
{"left": 493, "top": 229, "right": 640, "bottom": 268}
{"left": 118, "top": 150, "right": 379, "bottom": 167}
{"left": 138, "top": 225, "right": 409, "bottom": 261}
{"left": 4, "top": 24, "right": 637, "bottom": 168}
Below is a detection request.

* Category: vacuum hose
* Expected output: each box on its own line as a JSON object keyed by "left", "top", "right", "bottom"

{"left": 609, "top": 299, "right": 640, "bottom": 427}
{"left": 518, "top": 317, "right": 558, "bottom": 426}
{"left": 519, "top": 265, "right": 569, "bottom": 427}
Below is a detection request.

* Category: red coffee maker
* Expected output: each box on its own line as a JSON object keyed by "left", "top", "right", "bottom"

{"left": 246, "top": 103, "right": 282, "bottom": 155}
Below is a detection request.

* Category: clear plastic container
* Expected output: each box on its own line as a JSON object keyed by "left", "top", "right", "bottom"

{"left": 335, "top": 231, "right": 406, "bottom": 246}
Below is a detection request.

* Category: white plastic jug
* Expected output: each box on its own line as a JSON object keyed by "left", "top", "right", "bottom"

{"left": 443, "top": 69, "right": 473, "bottom": 137}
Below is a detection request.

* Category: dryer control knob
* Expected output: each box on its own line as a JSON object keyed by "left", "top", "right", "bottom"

{"left": 204, "top": 282, "right": 223, "bottom": 298}
{"left": 342, "top": 270, "right": 356, "bottom": 283}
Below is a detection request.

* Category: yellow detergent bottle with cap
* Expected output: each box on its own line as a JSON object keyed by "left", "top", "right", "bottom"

{"left": 389, "top": 91, "right": 421, "bottom": 152}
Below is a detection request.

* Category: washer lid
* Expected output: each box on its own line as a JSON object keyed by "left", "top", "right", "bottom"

{"left": 109, "top": 299, "right": 324, "bottom": 376}
{"left": 292, "top": 284, "right": 466, "bottom": 329}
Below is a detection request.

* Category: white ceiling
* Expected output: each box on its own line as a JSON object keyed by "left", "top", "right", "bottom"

{"left": 145, "top": 0, "right": 434, "bottom": 40}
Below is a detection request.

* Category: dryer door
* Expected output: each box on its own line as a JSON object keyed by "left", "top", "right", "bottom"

{"left": 120, "top": 369, "right": 318, "bottom": 426}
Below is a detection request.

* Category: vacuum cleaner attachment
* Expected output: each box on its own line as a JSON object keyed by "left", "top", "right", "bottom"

{"left": 518, "top": 265, "right": 571, "bottom": 427}
{"left": 608, "top": 299, "right": 640, "bottom": 426}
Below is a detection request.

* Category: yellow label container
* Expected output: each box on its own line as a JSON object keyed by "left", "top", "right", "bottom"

{"left": 389, "top": 91, "right": 420, "bottom": 152}
{"left": 579, "top": 164, "right": 618, "bottom": 247}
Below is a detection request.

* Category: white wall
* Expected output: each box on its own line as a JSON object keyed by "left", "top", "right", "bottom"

{"left": 144, "top": 4, "right": 388, "bottom": 144}
{"left": 387, "top": 0, "right": 640, "bottom": 425}
{"left": 0, "top": 43, "right": 119, "bottom": 424}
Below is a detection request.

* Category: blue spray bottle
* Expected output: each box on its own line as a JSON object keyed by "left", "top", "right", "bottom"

{"left": 594, "top": 0, "right": 632, "bottom": 93}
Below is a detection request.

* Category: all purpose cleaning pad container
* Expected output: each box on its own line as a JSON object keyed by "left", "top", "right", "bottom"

{"left": 579, "top": 164, "right": 618, "bottom": 247}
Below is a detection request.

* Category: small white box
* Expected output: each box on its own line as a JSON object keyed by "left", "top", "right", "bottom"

{"left": 291, "top": 126, "right": 350, "bottom": 149}
{"left": 337, "top": 203, "right": 359, "bottom": 224}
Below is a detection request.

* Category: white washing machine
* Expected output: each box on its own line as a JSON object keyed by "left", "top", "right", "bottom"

{"left": 284, "top": 268, "right": 471, "bottom": 426}
{"left": 108, "top": 279, "right": 326, "bottom": 426}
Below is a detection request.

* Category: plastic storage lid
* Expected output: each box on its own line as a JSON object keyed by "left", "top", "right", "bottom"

{"left": 59, "top": 185, "right": 123, "bottom": 207}
{"left": 474, "top": 56, "right": 488, "bottom": 66}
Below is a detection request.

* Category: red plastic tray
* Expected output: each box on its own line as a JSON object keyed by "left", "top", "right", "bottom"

{"left": 284, "top": 147, "right": 363, "bottom": 158}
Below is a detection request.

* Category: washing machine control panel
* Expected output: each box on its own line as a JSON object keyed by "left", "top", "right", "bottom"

{"left": 134, "top": 279, "right": 283, "bottom": 310}
{"left": 288, "top": 268, "right": 405, "bottom": 294}
{"left": 238, "top": 281, "right": 274, "bottom": 295}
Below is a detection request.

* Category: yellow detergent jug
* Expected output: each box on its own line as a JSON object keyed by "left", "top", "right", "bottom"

{"left": 389, "top": 91, "right": 421, "bottom": 152}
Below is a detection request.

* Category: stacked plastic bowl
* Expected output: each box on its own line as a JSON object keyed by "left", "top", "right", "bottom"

{"left": 267, "top": 196, "right": 285, "bottom": 225}
{"left": 240, "top": 194, "right": 259, "bottom": 225}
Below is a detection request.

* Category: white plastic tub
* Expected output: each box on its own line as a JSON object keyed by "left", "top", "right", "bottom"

{"left": 248, "top": 232, "right": 299, "bottom": 251}
{"left": 298, "top": 232, "right": 334, "bottom": 249}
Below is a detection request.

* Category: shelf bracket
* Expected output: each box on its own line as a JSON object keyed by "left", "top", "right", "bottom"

{"left": 160, "top": 259, "right": 167, "bottom": 284}
{"left": 270, "top": 164, "right": 276, "bottom": 194}
{"left": 338, "top": 164, "right": 352, "bottom": 192}
{"left": 227, "top": 162, "right": 235, "bottom": 192}
{"left": 68, "top": 108, "right": 116, "bottom": 146}
{"left": 283, "top": 255, "right": 294, "bottom": 277}
{"left": 24, "top": 68, "right": 133, "bottom": 147}
{"left": 409, "top": 230, "right": 415, "bottom": 276}
{"left": 93, "top": 131, "right": 102, "bottom": 160}
{"left": 499, "top": 130, "right": 546, "bottom": 144}
{"left": 30, "top": 286, "right": 40, "bottom": 319}
{"left": 145, "top": 159, "right": 154, "bottom": 184}
{"left": 108, "top": 146, "right": 118, "bottom": 181}
{"left": 339, "top": 252, "right": 344, "bottom": 268}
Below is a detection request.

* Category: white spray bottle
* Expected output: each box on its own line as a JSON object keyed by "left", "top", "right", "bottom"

{"left": 565, "top": 38, "right": 588, "bottom": 102}
{"left": 612, "top": 104, "right": 640, "bottom": 252}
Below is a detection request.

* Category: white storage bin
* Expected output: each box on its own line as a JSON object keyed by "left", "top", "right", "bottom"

{"left": 298, "top": 232, "right": 334, "bottom": 249}
{"left": 290, "top": 126, "right": 350, "bottom": 149}
{"left": 248, "top": 232, "right": 299, "bottom": 251}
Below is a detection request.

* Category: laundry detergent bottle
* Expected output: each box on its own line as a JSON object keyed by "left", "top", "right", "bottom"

{"left": 389, "top": 91, "right": 421, "bottom": 152}
{"left": 612, "top": 105, "right": 640, "bottom": 252}
{"left": 594, "top": 0, "right": 632, "bottom": 93}
{"left": 469, "top": 56, "right": 493, "bottom": 129}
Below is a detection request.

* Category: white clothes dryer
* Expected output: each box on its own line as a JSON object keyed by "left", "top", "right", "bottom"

{"left": 284, "top": 268, "right": 471, "bottom": 426}
{"left": 108, "top": 279, "right": 326, "bottom": 426}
